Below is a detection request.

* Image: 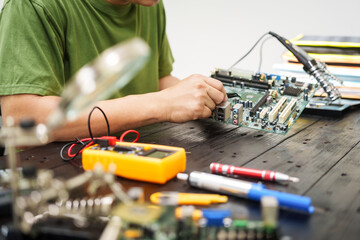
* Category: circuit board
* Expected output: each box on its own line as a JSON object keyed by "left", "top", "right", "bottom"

{"left": 114, "top": 203, "right": 280, "bottom": 240}
{"left": 210, "top": 68, "right": 319, "bottom": 135}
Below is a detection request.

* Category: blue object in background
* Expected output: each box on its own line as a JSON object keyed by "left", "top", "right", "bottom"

{"left": 201, "top": 209, "right": 232, "bottom": 227}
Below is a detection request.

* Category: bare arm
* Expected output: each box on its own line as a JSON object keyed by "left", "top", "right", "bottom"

{"left": 159, "top": 75, "right": 180, "bottom": 90}
{"left": 1, "top": 74, "right": 227, "bottom": 142}
{"left": 0, "top": 93, "right": 166, "bottom": 141}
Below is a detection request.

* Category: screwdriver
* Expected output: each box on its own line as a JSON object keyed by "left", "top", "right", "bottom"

{"left": 177, "top": 171, "right": 314, "bottom": 214}
{"left": 210, "top": 162, "right": 299, "bottom": 183}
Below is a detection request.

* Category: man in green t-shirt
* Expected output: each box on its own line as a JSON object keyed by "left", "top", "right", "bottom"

{"left": 0, "top": 0, "right": 227, "bottom": 141}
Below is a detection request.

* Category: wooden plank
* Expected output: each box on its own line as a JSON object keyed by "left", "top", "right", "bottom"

{"left": 2, "top": 142, "right": 66, "bottom": 170}
{"left": 182, "top": 115, "right": 319, "bottom": 173}
{"left": 119, "top": 122, "right": 180, "bottom": 141}
{"left": 134, "top": 119, "right": 239, "bottom": 148}
{"left": 282, "top": 142, "right": 360, "bottom": 240}
{"left": 240, "top": 109, "right": 360, "bottom": 195}
{"left": 0, "top": 114, "right": 316, "bottom": 172}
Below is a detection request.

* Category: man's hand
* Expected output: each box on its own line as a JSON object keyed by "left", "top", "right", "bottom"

{"left": 158, "top": 74, "right": 228, "bottom": 122}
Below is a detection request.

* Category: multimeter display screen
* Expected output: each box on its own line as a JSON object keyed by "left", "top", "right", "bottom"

{"left": 146, "top": 150, "right": 173, "bottom": 159}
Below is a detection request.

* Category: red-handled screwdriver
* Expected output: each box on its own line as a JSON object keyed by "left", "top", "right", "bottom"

{"left": 210, "top": 162, "right": 299, "bottom": 183}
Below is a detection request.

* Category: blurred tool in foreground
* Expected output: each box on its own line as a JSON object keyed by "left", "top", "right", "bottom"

{"left": 150, "top": 192, "right": 228, "bottom": 206}
{"left": 0, "top": 37, "right": 150, "bottom": 230}
{"left": 177, "top": 171, "right": 314, "bottom": 214}
{"left": 210, "top": 162, "right": 299, "bottom": 183}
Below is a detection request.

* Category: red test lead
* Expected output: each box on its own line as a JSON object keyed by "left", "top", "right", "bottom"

{"left": 210, "top": 162, "right": 300, "bottom": 183}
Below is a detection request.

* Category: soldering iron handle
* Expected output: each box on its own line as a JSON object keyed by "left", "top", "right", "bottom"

{"left": 268, "top": 31, "right": 313, "bottom": 68}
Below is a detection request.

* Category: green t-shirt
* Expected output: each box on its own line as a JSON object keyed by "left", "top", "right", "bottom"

{"left": 0, "top": 0, "right": 174, "bottom": 98}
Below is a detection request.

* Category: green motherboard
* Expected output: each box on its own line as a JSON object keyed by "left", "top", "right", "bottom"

{"left": 210, "top": 68, "right": 318, "bottom": 135}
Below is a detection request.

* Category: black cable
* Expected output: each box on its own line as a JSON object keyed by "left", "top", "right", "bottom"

{"left": 258, "top": 36, "right": 274, "bottom": 72}
{"left": 228, "top": 32, "right": 270, "bottom": 70}
{"left": 88, "top": 106, "right": 110, "bottom": 139}
{"left": 60, "top": 141, "right": 78, "bottom": 161}
{"left": 60, "top": 106, "right": 110, "bottom": 164}
{"left": 60, "top": 139, "right": 92, "bottom": 162}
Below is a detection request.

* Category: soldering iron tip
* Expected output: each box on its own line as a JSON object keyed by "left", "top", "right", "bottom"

{"left": 289, "top": 177, "right": 300, "bottom": 183}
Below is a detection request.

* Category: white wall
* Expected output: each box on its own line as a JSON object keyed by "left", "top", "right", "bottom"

{"left": 163, "top": 0, "right": 360, "bottom": 79}
{"left": 0, "top": 0, "right": 3, "bottom": 10}
{"left": 0, "top": 0, "right": 358, "bottom": 77}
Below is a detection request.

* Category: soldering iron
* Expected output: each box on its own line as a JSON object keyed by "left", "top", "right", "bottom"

{"left": 268, "top": 31, "right": 342, "bottom": 102}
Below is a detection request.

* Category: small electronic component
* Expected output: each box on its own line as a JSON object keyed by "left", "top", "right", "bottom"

{"left": 283, "top": 86, "right": 301, "bottom": 96}
{"left": 210, "top": 68, "right": 318, "bottom": 134}
{"left": 261, "top": 196, "right": 279, "bottom": 237}
{"left": 113, "top": 202, "right": 164, "bottom": 225}
{"left": 295, "top": 81, "right": 305, "bottom": 87}
{"left": 82, "top": 141, "right": 186, "bottom": 184}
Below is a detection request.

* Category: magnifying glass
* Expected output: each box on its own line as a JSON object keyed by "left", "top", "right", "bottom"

{"left": 47, "top": 37, "right": 150, "bottom": 130}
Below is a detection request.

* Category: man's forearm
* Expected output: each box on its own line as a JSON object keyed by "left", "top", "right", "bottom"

{"left": 159, "top": 75, "right": 180, "bottom": 90}
{"left": 1, "top": 93, "right": 166, "bottom": 141}
{"left": 1, "top": 74, "right": 227, "bottom": 142}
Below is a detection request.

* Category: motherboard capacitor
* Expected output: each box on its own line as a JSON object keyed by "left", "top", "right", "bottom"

{"left": 249, "top": 101, "right": 253, "bottom": 108}
{"left": 266, "top": 96, "right": 272, "bottom": 105}
{"left": 304, "top": 95, "right": 308, "bottom": 101}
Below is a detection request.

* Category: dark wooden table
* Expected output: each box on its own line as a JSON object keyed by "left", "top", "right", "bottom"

{"left": 1, "top": 108, "right": 360, "bottom": 240}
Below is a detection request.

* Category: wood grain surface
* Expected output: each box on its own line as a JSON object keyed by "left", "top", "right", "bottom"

{"left": 1, "top": 109, "right": 359, "bottom": 240}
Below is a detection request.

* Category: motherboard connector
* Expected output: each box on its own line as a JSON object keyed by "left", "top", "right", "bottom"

{"left": 232, "top": 103, "right": 243, "bottom": 125}
{"left": 215, "top": 102, "right": 231, "bottom": 121}
{"left": 268, "top": 97, "right": 287, "bottom": 122}
{"left": 260, "top": 107, "right": 269, "bottom": 119}
{"left": 279, "top": 99, "right": 297, "bottom": 124}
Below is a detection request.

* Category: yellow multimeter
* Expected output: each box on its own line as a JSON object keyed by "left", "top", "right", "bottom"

{"left": 82, "top": 141, "right": 186, "bottom": 184}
